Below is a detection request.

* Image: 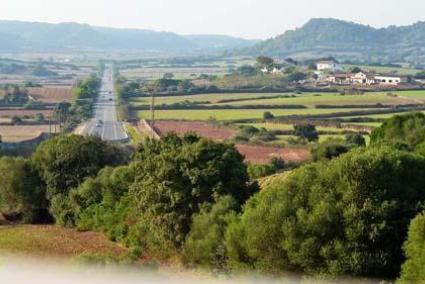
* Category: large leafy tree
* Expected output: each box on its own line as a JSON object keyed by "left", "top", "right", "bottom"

{"left": 226, "top": 147, "right": 425, "bottom": 277}
{"left": 130, "top": 133, "right": 257, "bottom": 251}
{"left": 31, "top": 135, "right": 125, "bottom": 224}
{"left": 32, "top": 134, "right": 123, "bottom": 197}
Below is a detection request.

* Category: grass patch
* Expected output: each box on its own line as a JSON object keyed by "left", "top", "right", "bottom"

{"left": 0, "top": 225, "right": 127, "bottom": 258}
{"left": 125, "top": 123, "right": 145, "bottom": 145}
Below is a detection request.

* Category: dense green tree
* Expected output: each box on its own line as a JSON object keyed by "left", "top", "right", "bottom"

{"left": 163, "top": 72, "right": 174, "bottom": 79}
{"left": 235, "top": 65, "right": 257, "bottom": 76}
{"left": 31, "top": 135, "right": 125, "bottom": 224}
{"left": 32, "top": 135, "right": 123, "bottom": 197}
{"left": 345, "top": 133, "right": 366, "bottom": 147}
{"left": 351, "top": 66, "right": 362, "bottom": 73}
{"left": 11, "top": 116, "right": 22, "bottom": 125}
{"left": 74, "top": 75, "right": 101, "bottom": 99}
{"left": 74, "top": 166, "right": 135, "bottom": 233}
{"left": 256, "top": 56, "right": 275, "bottom": 69}
{"left": 293, "top": 124, "right": 319, "bottom": 142}
{"left": 226, "top": 147, "right": 425, "bottom": 277}
{"left": 129, "top": 133, "right": 257, "bottom": 252}
{"left": 0, "top": 157, "right": 47, "bottom": 223}
{"left": 370, "top": 112, "right": 425, "bottom": 149}
{"left": 287, "top": 72, "right": 307, "bottom": 82}
{"left": 263, "top": 111, "right": 275, "bottom": 120}
{"left": 3, "top": 85, "right": 29, "bottom": 104}
{"left": 311, "top": 138, "right": 351, "bottom": 161}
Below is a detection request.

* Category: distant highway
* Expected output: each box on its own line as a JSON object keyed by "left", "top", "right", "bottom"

{"left": 82, "top": 64, "right": 128, "bottom": 142}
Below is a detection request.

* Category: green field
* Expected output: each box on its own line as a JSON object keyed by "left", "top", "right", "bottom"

{"left": 130, "top": 92, "right": 296, "bottom": 106}
{"left": 137, "top": 108, "right": 379, "bottom": 121}
{"left": 130, "top": 91, "right": 422, "bottom": 108}
{"left": 130, "top": 91, "right": 425, "bottom": 127}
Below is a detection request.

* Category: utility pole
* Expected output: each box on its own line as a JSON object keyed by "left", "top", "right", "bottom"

{"left": 150, "top": 93, "right": 155, "bottom": 138}
{"left": 149, "top": 72, "right": 161, "bottom": 139}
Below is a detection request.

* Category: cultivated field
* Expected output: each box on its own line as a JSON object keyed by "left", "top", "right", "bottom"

{"left": 151, "top": 120, "right": 310, "bottom": 164}
{"left": 0, "top": 109, "right": 54, "bottom": 118}
{"left": 27, "top": 86, "right": 74, "bottom": 103}
{"left": 153, "top": 120, "right": 236, "bottom": 140}
{"left": 0, "top": 125, "right": 55, "bottom": 142}
{"left": 132, "top": 91, "right": 425, "bottom": 123}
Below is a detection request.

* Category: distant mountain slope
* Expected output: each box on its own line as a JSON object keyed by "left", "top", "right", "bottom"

{"left": 185, "top": 34, "right": 260, "bottom": 50}
{"left": 0, "top": 20, "right": 257, "bottom": 53}
{"left": 246, "top": 18, "right": 425, "bottom": 63}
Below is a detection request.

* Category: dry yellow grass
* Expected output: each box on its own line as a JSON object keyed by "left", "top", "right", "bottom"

{"left": 0, "top": 225, "right": 127, "bottom": 258}
{"left": 0, "top": 125, "right": 54, "bottom": 142}
{"left": 27, "top": 87, "right": 74, "bottom": 103}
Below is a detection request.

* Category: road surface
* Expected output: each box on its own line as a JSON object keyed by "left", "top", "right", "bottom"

{"left": 82, "top": 64, "right": 128, "bottom": 142}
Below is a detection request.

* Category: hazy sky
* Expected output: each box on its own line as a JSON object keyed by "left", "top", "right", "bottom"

{"left": 1, "top": 0, "right": 425, "bottom": 39}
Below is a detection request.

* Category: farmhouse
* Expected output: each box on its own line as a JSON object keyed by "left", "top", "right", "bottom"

{"left": 261, "top": 66, "right": 284, "bottom": 75}
{"left": 327, "top": 73, "right": 352, "bottom": 85}
{"left": 375, "top": 75, "right": 408, "bottom": 86}
{"left": 351, "top": 72, "right": 376, "bottom": 85}
{"left": 316, "top": 59, "right": 342, "bottom": 72}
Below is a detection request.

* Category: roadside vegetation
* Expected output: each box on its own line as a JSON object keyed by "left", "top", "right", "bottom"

{"left": 2, "top": 113, "right": 425, "bottom": 281}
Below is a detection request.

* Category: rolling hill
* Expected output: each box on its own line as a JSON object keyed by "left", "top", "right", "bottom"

{"left": 0, "top": 20, "right": 257, "bottom": 54}
{"left": 246, "top": 18, "right": 425, "bottom": 64}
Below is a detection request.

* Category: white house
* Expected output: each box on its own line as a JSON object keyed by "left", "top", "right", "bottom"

{"left": 316, "top": 60, "right": 342, "bottom": 72}
{"left": 374, "top": 75, "right": 408, "bottom": 86}
{"left": 351, "top": 72, "right": 376, "bottom": 85}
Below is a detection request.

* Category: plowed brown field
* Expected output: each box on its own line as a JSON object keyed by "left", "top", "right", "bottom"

{"left": 152, "top": 120, "right": 310, "bottom": 164}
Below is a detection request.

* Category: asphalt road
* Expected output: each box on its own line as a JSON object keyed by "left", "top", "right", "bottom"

{"left": 82, "top": 64, "right": 128, "bottom": 142}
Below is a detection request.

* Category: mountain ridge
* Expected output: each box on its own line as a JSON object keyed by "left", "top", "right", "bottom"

{"left": 0, "top": 19, "right": 258, "bottom": 53}
{"left": 246, "top": 18, "right": 425, "bottom": 63}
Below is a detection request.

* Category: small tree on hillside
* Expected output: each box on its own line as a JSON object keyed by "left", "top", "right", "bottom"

{"left": 294, "top": 124, "right": 319, "bottom": 142}
{"left": 263, "top": 111, "right": 275, "bottom": 120}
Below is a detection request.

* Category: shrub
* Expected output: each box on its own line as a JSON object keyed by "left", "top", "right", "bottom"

{"left": 293, "top": 124, "right": 318, "bottom": 142}
{"left": 11, "top": 116, "right": 22, "bottom": 125}
{"left": 182, "top": 196, "right": 238, "bottom": 269}
{"left": 248, "top": 157, "right": 286, "bottom": 179}
{"left": 226, "top": 147, "right": 425, "bottom": 277}
{"left": 311, "top": 138, "right": 352, "bottom": 161}
{"left": 371, "top": 112, "right": 425, "bottom": 149}
{"left": 345, "top": 133, "right": 366, "bottom": 147}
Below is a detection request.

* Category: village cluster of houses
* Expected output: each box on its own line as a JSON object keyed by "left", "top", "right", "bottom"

{"left": 315, "top": 59, "right": 409, "bottom": 86}
{"left": 260, "top": 58, "right": 411, "bottom": 86}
